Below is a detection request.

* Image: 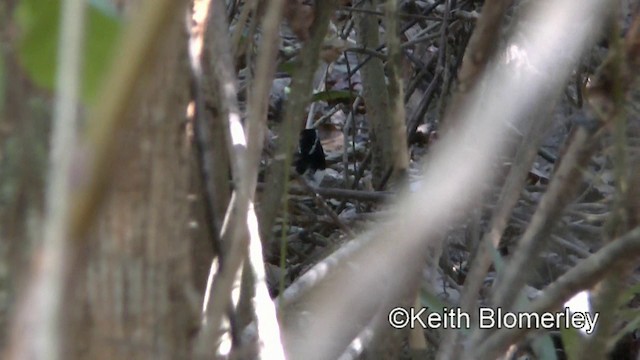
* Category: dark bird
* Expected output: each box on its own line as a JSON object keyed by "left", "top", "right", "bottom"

{"left": 295, "top": 129, "right": 326, "bottom": 175}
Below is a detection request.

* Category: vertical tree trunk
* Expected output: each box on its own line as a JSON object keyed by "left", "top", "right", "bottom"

{"left": 0, "top": 1, "right": 50, "bottom": 349}
{"left": 79, "top": 12, "right": 196, "bottom": 360}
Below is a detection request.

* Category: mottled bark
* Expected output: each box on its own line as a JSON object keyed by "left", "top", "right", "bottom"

{"left": 0, "top": 2, "right": 50, "bottom": 349}
{"left": 356, "top": 0, "right": 394, "bottom": 190}
{"left": 80, "top": 14, "right": 196, "bottom": 360}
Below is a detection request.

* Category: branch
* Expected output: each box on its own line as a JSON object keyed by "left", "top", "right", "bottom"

{"left": 278, "top": 1, "right": 610, "bottom": 358}
{"left": 475, "top": 225, "right": 640, "bottom": 359}
{"left": 259, "top": 0, "right": 339, "bottom": 246}
{"left": 195, "top": 0, "right": 287, "bottom": 358}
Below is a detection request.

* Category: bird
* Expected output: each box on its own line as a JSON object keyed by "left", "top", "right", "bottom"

{"left": 295, "top": 129, "right": 326, "bottom": 183}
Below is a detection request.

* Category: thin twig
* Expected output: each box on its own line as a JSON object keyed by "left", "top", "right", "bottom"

{"left": 195, "top": 0, "right": 286, "bottom": 358}
{"left": 471, "top": 124, "right": 606, "bottom": 351}
{"left": 384, "top": 0, "right": 410, "bottom": 183}
{"left": 474, "top": 225, "right": 640, "bottom": 360}
{"left": 297, "top": 176, "right": 356, "bottom": 238}
{"left": 578, "top": 12, "right": 631, "bottom": 358}
{"left": 279, "top": 1, "right": 609, "bottom": 358}
{"left": 339, "top": 6, "right": 439, "bottom": 21}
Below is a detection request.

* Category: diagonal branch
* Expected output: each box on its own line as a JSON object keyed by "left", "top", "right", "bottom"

{"left": 475, "top": 225, "right": 640, "bottom": 359}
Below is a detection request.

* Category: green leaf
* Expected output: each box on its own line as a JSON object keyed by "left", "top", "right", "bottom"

{"left": 14, "top": 0, "right": 121, "bottom": 104}
{"left": 83, "top": 3, "right": 121, "bottom": 102}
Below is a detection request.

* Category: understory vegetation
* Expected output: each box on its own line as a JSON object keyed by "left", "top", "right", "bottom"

{"left": 1, "top": 0, "right": 640, "bottom": 359}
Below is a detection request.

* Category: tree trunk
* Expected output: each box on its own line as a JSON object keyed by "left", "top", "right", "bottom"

{"left": 0, "top": 1, "right": 50, "bottom": 349}
{"left": 79, "top": 13, "right": 196, "bottom": 360}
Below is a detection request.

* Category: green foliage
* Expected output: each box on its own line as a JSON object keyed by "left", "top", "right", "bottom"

{"left": 14, "top": 0, "right": 121, "bottom": 103}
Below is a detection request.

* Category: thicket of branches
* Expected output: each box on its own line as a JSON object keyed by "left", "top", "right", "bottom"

{"left": 1, "top": 0, "right": 640, "bottom": 359}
